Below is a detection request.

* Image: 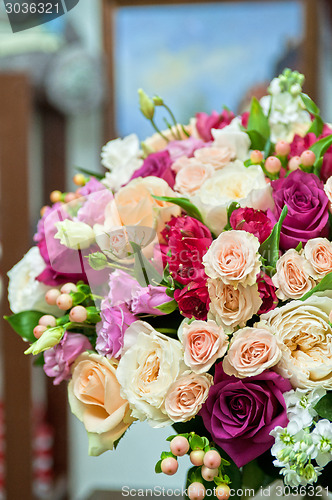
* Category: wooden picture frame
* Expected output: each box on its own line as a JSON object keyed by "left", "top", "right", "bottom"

{"left": 102, "top": 0, "right": 319, "bottom": 141}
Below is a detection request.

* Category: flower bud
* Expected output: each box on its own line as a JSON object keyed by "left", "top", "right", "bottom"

{"left": 25, "top": 326, "right": 65, "bottom": 355}
{"left": 88, "top": 252, "right": 108, "bottom": 271}
{"left": 152, "top": 95, "right": 164, "bottom": 106}
{"left": 138, "top": 89, "right": 155, "bottom": 120}
{"left": 55, "top": 220, "right": 95, "bottom": 250}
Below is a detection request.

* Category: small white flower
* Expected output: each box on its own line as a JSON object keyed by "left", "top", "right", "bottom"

{"left": 284, "top": 387, "right": 326, "bottom": 427}
{"left": 55, "top": 220, "right": 95, "bottom": 250}
{"left": 312, "top": 419, "right": 332, "bottom": 467}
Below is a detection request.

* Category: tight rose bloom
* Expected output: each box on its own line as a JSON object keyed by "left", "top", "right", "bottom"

{"left": 116, "top": 321, "right": 185, "bottom": 427}
{"left": 304, "top": 238, "right": 332, "bottom": 280}
{"left": 174, "top": 281, "right": 210, "bottom": 321}
{"left": 230, "top": 207, "right": 273, "bottom": 244}
{"left": 257, "top": 273, "right": 278, "bottom": 315}
{"left": 164, "top": 372, "right": 213, "bottom": 422}
{"left": 223, "top": 326, "right": 283, "bottom": 378}
{"left": 129, "top": 150, "right": 175, "bottom": 188}
{"left": 194, "top": 147, "right": 234, "bottom": 170}
{"left": 262, "top": 293, "right": 332, "bottom": 389}
{"left": 174, "top": 159, "right": 214, "bottom": 195}
{"left": 178, "top": 319, "right": 228, "bottom": 373}
{"left": 200, "top": 363, "right": 291, "bottom": 467}
{"left": 208, "top": 279, "right": 262, "bottom": 333}
{"left": 195, "top": 109, "right": 235, "bottom": 142}
{"left": 272, "top": 170, "right": 329, "bottom": 251}
{"left": 68, "top": 353, "right": 134, "bottom": 456}
{"left": 272, "top": 249, "right": 315, "bottom": 300}
{"left": 203, "top": 230, "right": 261, "bottom": 288}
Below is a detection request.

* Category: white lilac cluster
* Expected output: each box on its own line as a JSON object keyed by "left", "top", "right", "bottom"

{"left": 270, "top": 388, "right": 332, "bottom": 486}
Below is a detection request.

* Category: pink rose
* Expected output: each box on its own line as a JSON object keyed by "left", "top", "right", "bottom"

{"left": 174, "top": 281, "right": 210, "bottom": 321}
{"left": 230, "top": 207, "right": 273, "bottom": 244}
{"left": 203, "top": 230, "right": 261, "bottom": 288}
{"left": 164, "top": 372, "right": 213, "bottom": 422}
{"left": 223, "top": 326, "right": 283, "bottom": 378}
{"left": 257, "top": 272, "right": 278, "bottom": 315}
{"left": 174, "top": 159, "right": 214, "bottom": 195}
{"left": 193, "top": 147, "right": 234, "bottom": 170}
{"left": 304, "top": 238, "right": 332, "bottom": 280}
{"left": 166, "top": 137, "right": 207, "bottom": 162}
{"left": 272, "top": 249, "right": 314, "bottom": 300}
{"left": 195, "top": 109, "right": 235, "bottom": 142}
{"left": 208, "top": 279, "right": 262, "bottom": 333}
{"left": 179, "top": 319, "right": 228, "bottom": 373}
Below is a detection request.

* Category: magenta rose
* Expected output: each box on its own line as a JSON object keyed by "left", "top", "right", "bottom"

{"left": 200, "top": 363, "right": 291, "bottom": 467}
{"left": 96, "top": 302, "right": 137, "bottom": 359}
{"left": 162, "top": 216, "right": 212, "bottom": 285}
{"left": 272, "top": 170, "right": 329, "bottom": 251}
{"left": 129, "top": 150, "right": 175, "bottom": 187}
{"left": 196, "top": 109, "right": 235, "bottom": 142}
{"left": 166, "top": 137, "right": 207, "bottom": 162}
{"left": 257, "top": 272, "right": 278, "bottom": 315}
{"left": 174, "top": 281, "right": 210, "bottom": 320}
{"left": 230, "top": 207, "right": 273, "bottom": 244}
{"left": 44, "top": 332, "right": 91, "bottom": 385}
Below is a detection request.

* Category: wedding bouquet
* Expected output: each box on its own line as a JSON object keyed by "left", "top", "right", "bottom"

{"left": 7, "top": 69, "right": 332, "bottom": 498}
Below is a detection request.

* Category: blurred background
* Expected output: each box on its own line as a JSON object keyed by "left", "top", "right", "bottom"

{"left": 0, "top": 0, "right": 332, "bottom": 499}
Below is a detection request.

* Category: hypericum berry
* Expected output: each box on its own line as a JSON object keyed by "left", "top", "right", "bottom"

{"left": 190, "top": 450, "right": 205, "bottom": 466}
{"left": 56, "top": 293, "right": 73, "bottom": 311}
{"left": 50, "top": 190, "right": 62, "bottom": 203}
{"left": 69, "top": 306, "right": 88, "bottom": 323}
{"left": 250, "top": 150, "right": 263, "bottom": 164}
{"left": 265, "top": 156, "right": 282, "bottom": 174}
{"left": 275, "top": 140, "right": 291, "bottom": 156}
{"left": 288, "top": 156, "right": 301, "bottom": 171}
{"left": 33, "top": 325, "right": 47, "bottom": 339}
{"left": 45, "top": 289, "right": 61, "bottom": 306}
{"left": 203, "top": 450, "right": 222, "bottom": 469}
{"left": 201, "top": 465, "right": 218, "bottom": 482}
{"left": 300, "top": 150, "right": 316, "bottom": 167}
{"left": 188, "top": 482, "right": 206, "bottom": 500}
{"left": 60, "top": 283, "right": 77, "bottom": 294}
{"left": 160, "top": 457, "right": 178, "bottom": 476}
{"left": 170, "top": 436, "right": 190, "bottom": 457}
{"left": 216, "top": 484, "right": 231, "bottom": 500}
{"left": 40, "top": 205, "right": 49, "bottom": 217}
{"left": 73, "top": 174, "right": 86, "bottom": 186}
{"left": 38, "top": 315, "right": 56, "bottom": 328}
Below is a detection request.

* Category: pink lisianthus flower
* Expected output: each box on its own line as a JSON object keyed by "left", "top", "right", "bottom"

{"left": 43, "top": 332, "right": 92, "bottom": 385}
{"left": 230, "top": 207, "right": 274, "bottom": 244}
{"left": 166, "top": 137, "right": 208, "bottom": 162}
{"left": 195, "top": 109, "right": 235, "bottom": 142}
{"left": 131, "top": 286, "right": 173, "bottom": 316}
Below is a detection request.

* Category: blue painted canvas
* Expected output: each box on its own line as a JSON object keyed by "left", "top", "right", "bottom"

{"left": 115, "top": 1, "right": 303, "bottom": 139}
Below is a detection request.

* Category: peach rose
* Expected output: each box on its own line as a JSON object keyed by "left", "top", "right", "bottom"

{"left": 68, "top": 352, "right": 133, "bottom": 456}
{"left": 207, "top": 278, "right": 262, "bottom": 333}
{"left": 272, "top": 249, "right": 314, "bottom": 300}
{"left": 203, "top": 230, "right": 261, "bottom": 288}
{"left": 223, "top": 326, "right": 283, "bottom": 378}
{"left": 174, "top": 160, "right": 214, "bottom": 195}
{"left": 194, "top": 146, "right": 234, "bottom": 170}
{"left": 145, "top": 125, "right": 192, "bottom": 152}
{"left": 304, "top": 238, "right": 332, "bottom": 280}
{"left": 164, "top": 371, "right": 213, "bottom": 422}
{"left": 178, "top": 319, "right": 228, "bottom": 373}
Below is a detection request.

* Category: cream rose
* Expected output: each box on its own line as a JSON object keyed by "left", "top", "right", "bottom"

{"left": 68, "top": 352, "right": 133, "bottom": 456}
{"left": 203, "top": 230, "right": 261, "bottom": 288}
{"left": 262, "top": 293, "right": 332, "bottom": 389}
{"left": 211, "top": 118, "right": 250, "bottom": 160}
{"left": 223, "top": 326, "right": 283, "bottom": 378}
{"left": 178, "top": 319, "right": 228, "bottom": 373}
{"left": 192, "top": 161, "right": 274, "bottom": 235}
{"left": 116, "top": 321, "right": 185, "bottom": 427}
{"left": 272, "top": 249, "right": 315, "bottom": 300}
{"left": 174, "top": 160, "right": 214, "bottom": 195}
{"left": 164, "top": 372, "right": 213, "bottom": 422}
{"left": 304, "top": 238, "right": 332, "bottom": 280}
{"left": 194, "top": 147, "right": 234, "bottom": 170}
{"left": 207, "top": 279, "right": 262, "bottom": 333}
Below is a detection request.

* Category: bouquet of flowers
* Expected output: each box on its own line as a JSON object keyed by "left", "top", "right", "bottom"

{"left": 7, "top": 69, "right": 332, "bottom": 498}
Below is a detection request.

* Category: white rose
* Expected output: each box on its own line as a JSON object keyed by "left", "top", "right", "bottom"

{"left": 262, "top": 293, "right": 332, "bottom": 389}
{"left": 101, "top": 134, "right": 143, "bottom": 191}
{"left": 55, "top": 220, "right": 95, "bottom": 250}
{"left": 192, "top": 161, "right": 274, "bottom": 235}
{"left": 7, "top": 247, "right": 61, "bottom": 315}
{"left": 116, "top": 321, "right": 185, "bottom": 427}
{"left": 211, "top": 117, "right": 250, "bottom": 160}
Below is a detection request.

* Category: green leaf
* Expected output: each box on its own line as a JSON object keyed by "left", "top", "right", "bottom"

{"left": 300, "top": 271, "right": 332, "bottom": 301}
{"left": 264, "top": 137, "right": 273, "bottom": 158}
{"left": 155, "top": 460, "right": 162, "bottom": 474}
{"left": 154, "top": 299, "right": 178, "bottom": 315}
{"left": 160, "top": 451, "right": 176, "bottom": 460}
{"left": 307, "top": 116, "right": 324, "bottom": 137}
{"left": 224, "top": 202, "right": 240, "bottom": 231}
{"left": 4, "top": 311, "right": 45, "bottom": 342}
{"left": 247, "top": 97, "right": 270, "bottom": 148}
{"left": 310, "top": 134, "right": 332, "bottom": 166}
{"left": 242, "top": 460, "right": 266, "bottom": 492}
{"left": 86, "top": 306, "right": 101, "bottom": 324}
{"left": 300, "top": 93, "right": 324, "bottom": 137}
{"left": 130, "top": 241, "right": 163, "bottom": 287}
{"left": 314, "top": 393, "right": 332, "bottom": 421}
{"left": 314, "top": 157, "right": 324, "bottom": 177}
{"left": 244, "top": 159, "right": 252, "bottom": 167}
{"left": 300, "top": 93, "right": 320, "bottom": 115}
{"left": 152, "top": 195, "right": 203, "bottom": 223}
{"left": 189, "top": 434, "right": 206, "bottom": 450}
{"left": 75, "top": 167, "right": 104, "bottom": 180}
{"left": 246, "top": 130, "right": 267, "bottom": 151}
{"left": 295, "top": 241, "right": 303, "bottom": 252}
{"left": 259, "top": 205, "right": 288, "bottom": 268}
{"left": 71, "top": 291, "right": 86, "bottom": 306}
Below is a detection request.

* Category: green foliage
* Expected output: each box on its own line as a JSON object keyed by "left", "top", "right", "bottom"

{"left": 259, "top": 205, "right": 288, "bottom": 268}
{"left": 154, "top": 299, "right": 178, "bottom": 314}
{"left": 300, "top": 271, "right": 332, "bottom": 301}
{"left": 223, "top": 202, "right": 240, "bottom": 231}
{"left": 300, "top": 93, "right": 324, "bottom": 137}
{"left": 314, "top": 393, "right": 332, "bottom": 421}
{"left": 4, "top": 310, "right": 45, "bottom": 343}
{"left": 75, "top": 167, "right": 104, "bottom": 180}
{"left": 309, "top": 134, "right": 332, "bottom": 177}
{"left": 247, "top": 97, "right": 270, "bottom": 150}
{"left": 189, "top": 434, "right": 209, "bottom": 451}
{"left": 152, "top": 195, "right": 204, "bottom": 223}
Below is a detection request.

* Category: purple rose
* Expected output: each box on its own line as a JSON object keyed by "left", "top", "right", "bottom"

{"left": 129, "top": 150, "right": 175, "bottom": 187}
{"left": 200, "top": 363, "right": 291, "bottom": 467}
{"left": 96, "top": 302, "right": 137, "bottom": 359}
{"left": 131, "top": 285, "right": 173, "bottom": 316}
{"left": 166, "top": 137, "right": 207, "bottom": 162}
{"left": 272, "top": 170, "right": 330, "bottom": 251}
{"left": 43, "top": 332, "right": 91, "bottom": 385}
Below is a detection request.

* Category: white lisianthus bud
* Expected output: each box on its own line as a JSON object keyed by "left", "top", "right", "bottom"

{"left": 55, "top": 220, "right": 95, "bottom": 250}
{"left": 25, "top": 326, "right": 65, "bottom": 355}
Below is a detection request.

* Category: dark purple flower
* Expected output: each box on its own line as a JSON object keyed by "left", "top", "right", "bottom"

{"left": 174, "top": 281, "right": 210, "bottom": 320}
{"left": 196, "top": 109, "right": 235, "bottom": 142}
{"left": 200, "top": 363, "right": 291, "bottom": 467}
{"left": 129, "top": 150, "right": 175, "bottom": 187}
{"left": 230, "top": 207, "right": 273, "bottom": 244}
{"left": 272, "top": 170, "right": 329, "bottom": 251}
